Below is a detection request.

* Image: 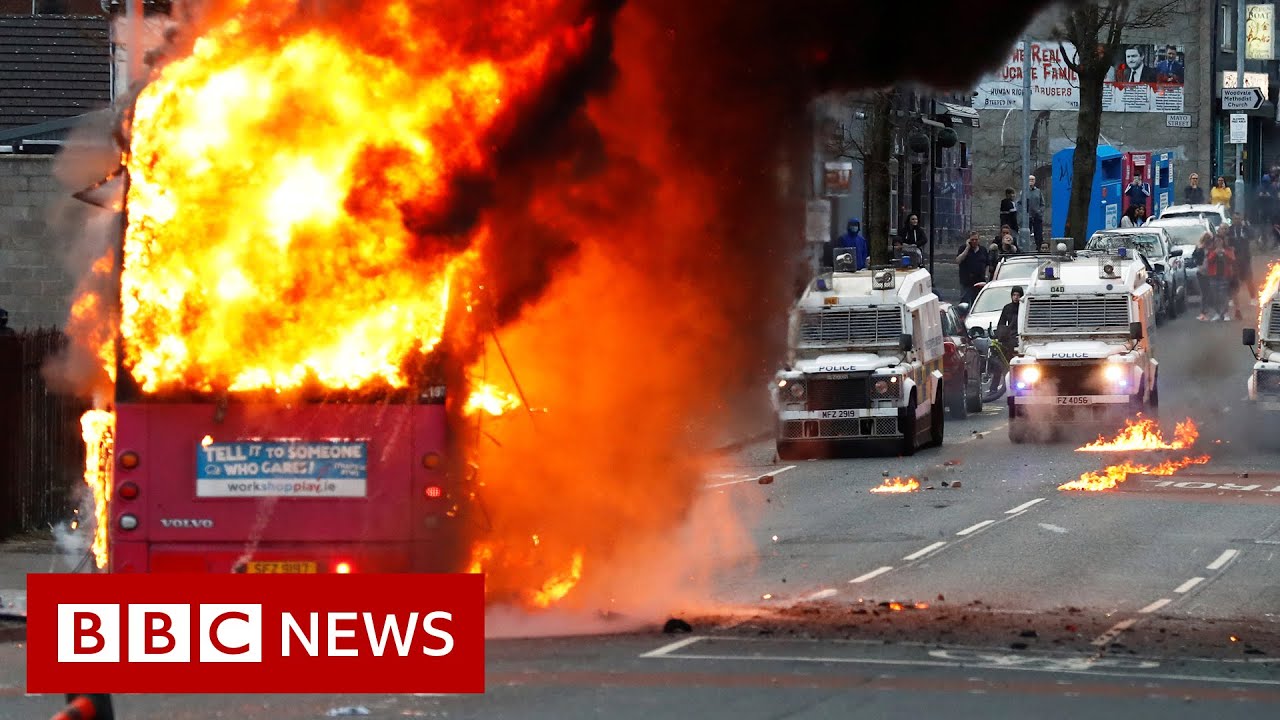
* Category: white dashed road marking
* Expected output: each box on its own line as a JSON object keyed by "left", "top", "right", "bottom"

{"left": 1005, "top": 498, "right": 1046, "bottom": 514}
{"left": 1139, "top": 598, "right": 1172, "bottom": 614}
{"left": 704, "top": 465, "right": 796, "bottom": 489}
{"left": 1091, "top": 619, "right": 1136, "bottom": 646}
{"left": 1206, "top": 549, "right": 1238, "bottom": 570}
{"left": 639, "top": 635, "right": 705, "bottom": 658}
{"left": 800, "top": 588, "right": 839, "bottom": 602}
{"left": 1174, "top": 577, "right": 1204, "bottom": 594}
{"left": 956, "top": 520, "right": 995, "bottom": 536}
{"left": 849, "top": 566, "right": 894, "bottom": 584}
{"left": 903, "top": 541, "right": 947, "bottom": 561}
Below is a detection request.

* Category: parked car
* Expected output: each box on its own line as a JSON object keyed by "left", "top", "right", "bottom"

{"left": 939, "top": 301, "right": 983, "bottom": 419}
{"left": 1145, "top": 216, "right": 1210, "bottom": 305}
{"left": 1158, "top": 203, "right": 1229, "bottom": 232}
{"left": 957, "top": 277, "right": 1026, "bottom": 338}
{"left": 1085, "top": 226, "right": 1185, "bottom": 320}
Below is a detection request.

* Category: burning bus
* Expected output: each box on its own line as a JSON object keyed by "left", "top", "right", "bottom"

{"left": 66, "top": 2, "right": 588, "bottom": 577}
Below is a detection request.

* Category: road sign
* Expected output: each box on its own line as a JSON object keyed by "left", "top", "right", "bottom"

{"left": 1222, "top": 87, "right": 1265, "bottom": 110}
{"left": 1231, "top": 114, "right": 1248, "bottom": 143}
{"left": 1166, "top": 114, "right": 1192, "bottom": 128}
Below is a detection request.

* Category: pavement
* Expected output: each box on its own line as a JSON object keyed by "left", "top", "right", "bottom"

{"left": 4, "top": 262, "right": 1280, "bottom": 718}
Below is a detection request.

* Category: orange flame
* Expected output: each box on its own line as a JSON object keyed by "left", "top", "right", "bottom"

{"left": 79, "top": 409, "right": 115, "bottom": 569}
{"left": 111, "top": 4, "right": 597, "bottom": 394}
{"left": 1058, "top": 455, "right": 1211, "bottom": 492}
{"left": 529, "top": 550, "right": 584, "bottom": 608}
{"left": 1258, "top": 262, "right": 1280, "bottom": 331}
{"left": 464, "top": 383, "right": 522, "bottom": 417}
{"left": 1076, "top": 417, "right": 1198, "bottom": 452}
{"left": 870, "top": 477, "right": 920, "bottom": 493}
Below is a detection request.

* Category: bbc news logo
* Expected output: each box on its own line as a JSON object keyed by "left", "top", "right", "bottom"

{"left": 27, "top": 574, "right": 483, "bottom": 693}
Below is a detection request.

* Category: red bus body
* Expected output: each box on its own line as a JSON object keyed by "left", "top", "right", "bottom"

{"left": 108, "top": 399, "right": 459, "bottom": 574}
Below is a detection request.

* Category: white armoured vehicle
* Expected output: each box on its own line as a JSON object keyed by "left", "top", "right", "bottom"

{"left": 774, "top": 260, "right": 945, "bottom": 458}
{"left": 1006, "top": 248, "right": 1159, "bottom": 443}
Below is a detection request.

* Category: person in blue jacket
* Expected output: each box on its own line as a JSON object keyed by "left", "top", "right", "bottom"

{"left": 833, "top": 218, "right": 869, "bottom": 270}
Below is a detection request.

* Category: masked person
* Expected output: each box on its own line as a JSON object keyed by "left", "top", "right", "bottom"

{"left": 833, "top": 217, "right": 868, "bottom": 270}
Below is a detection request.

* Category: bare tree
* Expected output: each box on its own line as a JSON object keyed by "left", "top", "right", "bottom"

{"left": 1056, "top": 0, "right": 1181, "bottom": 248}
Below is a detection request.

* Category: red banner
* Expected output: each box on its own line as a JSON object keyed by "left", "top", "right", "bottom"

{"left": 26, "top": 573, "right": 484, "bottom": 693}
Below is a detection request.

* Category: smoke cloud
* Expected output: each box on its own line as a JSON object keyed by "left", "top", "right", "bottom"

{"left": 45, "top": 0, "right": 1067, "bottom": 616}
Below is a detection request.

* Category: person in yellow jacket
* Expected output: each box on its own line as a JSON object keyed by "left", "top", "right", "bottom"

{"left": 1210, "top": 175, "right": 1233, "bottom": 210}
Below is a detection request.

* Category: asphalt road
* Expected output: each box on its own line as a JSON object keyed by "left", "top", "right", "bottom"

{"left": 4, "top": 286, "right": 1280, "bottom": 718}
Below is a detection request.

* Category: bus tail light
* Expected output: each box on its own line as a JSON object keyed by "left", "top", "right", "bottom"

{"left": 118, "top": 514, "right": 139, "bottom": 531}
{"left": 118, "top": 482, "right": 140, "bottom": 500}
{"left": 333, "top": 561, "right": 353, "bottom": 574}
{"left": 422, "top": 452, "right": 441, "bottom": 469}
{"left": 424, "top": 485, "right": 444, "bottom": 499}
{"left": 119, "top": 450, "right": 140, "bottom": 469}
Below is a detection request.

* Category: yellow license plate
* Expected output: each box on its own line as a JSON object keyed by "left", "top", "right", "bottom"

{"left": 245, "top": 561, "right": 317, "bottom": 574}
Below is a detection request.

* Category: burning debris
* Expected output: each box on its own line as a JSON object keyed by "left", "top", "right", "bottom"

{"left": 1076, "top": 417, "right": 1198, "bottom": 452}
{"left": 870, "top": 477, "right": 920, "bottom": 494}
{"left": 79, "top": 409, "right": 115, "bottom": 569}
{"left": 1058, "top": 456, "right": 1212, "bottom": 492}
{"left": 1060, "top": 416, "right": 1210, "bottom": 492}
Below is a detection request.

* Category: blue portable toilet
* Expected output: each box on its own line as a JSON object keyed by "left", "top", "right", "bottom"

{"left": 1051, "top": 145, "right": 1124, "bottom": 244}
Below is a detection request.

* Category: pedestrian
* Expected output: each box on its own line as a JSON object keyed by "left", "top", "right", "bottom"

{"left": 1201, "top": 232, "right": 1236, "bottom": 322}
{"left": 1021, "top": 175, "right": 1045, "bottom": 248}
{"left": 900, "top": 213, "right": 928, "bottom": 260}
{"left": 0, "top": 308, "right": 13, "bottom": 337}
{"left": 956, "top": 230, "right": 990, "bottom": 305}
{"left": 1119, "top": 204, "right": 1146, "bottom": 228}
{"left": 1227, "top": 211, "right": 1256, "bottom": 316}
{"left": 1124, "top": 171, "right": 1151, "bottom": 214}
{"left": 1211, "top": 176, "right": 1232, "bottom": 211}
{"left": 988, "top": 226, "right": 1018, "bottom": 275}
{"left": 1193, "top": 232, "right": 1212, "bottom": 321}
{"left": 995, "top": 285, "right": 1023, "bottom": 349}
{"left": 999, "top": 187, "right": 1019, "bottom": 232}
{"left": 832, "top": 217, "right": 868, "bottom": 270}
{"left": 1184, "top": 172, "right": 1205, "bottom": 204}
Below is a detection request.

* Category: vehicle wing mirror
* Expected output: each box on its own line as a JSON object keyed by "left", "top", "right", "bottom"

{"left": 1169, "top": 248, "right": 1183, "bottom": 257}
{"left": 1244, "top": 327, "right": 1257, "bottom": 347}
{"left": 968, "top": 325, "right": 985, "bottom": 339}
{"left": 1129, "top": 321, "right": 1144, "bottom": 340}
{"left": 1153, "top": 263, "right": 1166, "bottom": 273}
{"left": 973, "top": 337, "right": 992, "bottom": 352}
{"left": 899, "top": 333, "right": 913, "bottom": 352}
{"left": 955, "top": 302, "right": 970, "bottom": 317}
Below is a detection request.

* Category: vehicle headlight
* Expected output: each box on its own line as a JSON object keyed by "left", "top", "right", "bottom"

{"left": 1015, "top": 366, "right": 1041, "bottom": 386}
{"left": 871, "top": 375, "right": 901, "bottom": 399}
{"left": 787, "top": 381, "right": 806, "bottom": 400}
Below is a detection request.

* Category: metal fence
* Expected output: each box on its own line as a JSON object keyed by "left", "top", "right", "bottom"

{"left": 0, "top": 329, "right": 88, "bottom": 540}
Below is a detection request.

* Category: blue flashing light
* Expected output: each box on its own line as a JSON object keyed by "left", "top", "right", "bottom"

{"left": 1043, "top": 267, "right": 1055, "bottom": 280}
{"left": 1116, "top": 247, "right": 1128, "bottom": 259}
{"left": 1015, "top": 382, "right": 1027, "bottom": 390}
{"left": 816, "top": 278, "right": 829, "bottom": 291}
{"left": 901, "top": 255, "right": 912, "bottom": 268}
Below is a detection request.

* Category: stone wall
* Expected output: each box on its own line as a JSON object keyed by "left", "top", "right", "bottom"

{"left": 0, "top": 156, "right": 78, "bottom": 330}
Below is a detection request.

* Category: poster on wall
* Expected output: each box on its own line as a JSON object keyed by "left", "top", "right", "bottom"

{"left": 973, "top": 41, "right": 1186, "bottom": 113}
{"left": 1247, "top": 3, "right": 1275, "bottom": 60}
{"left": 1102, "top": 44, "right": 1185, "bottom": 112}
{"left": 823, "top": 160, "right": 854, "bottom": 197}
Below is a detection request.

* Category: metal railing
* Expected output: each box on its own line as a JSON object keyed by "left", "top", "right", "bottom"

{"left": 0, "top": 329, "right": 88, "bottom": 540}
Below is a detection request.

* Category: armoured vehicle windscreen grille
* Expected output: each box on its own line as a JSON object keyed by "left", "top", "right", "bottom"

{"left": 799, "top": 308, "right": 903, "bottom": 347}
{"left": 1025, "top": 296, "right": 1129, "bottom": 332}
{"left": 807, "top": 375, "right": 871, "bottom": 410}
{"left": 1270, "top": 304, "right": 1280, "bottom": 337}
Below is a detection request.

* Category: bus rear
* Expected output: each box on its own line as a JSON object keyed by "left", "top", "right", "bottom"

{"left": 107, "top": 390, "right": 462, "bottom": 574}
